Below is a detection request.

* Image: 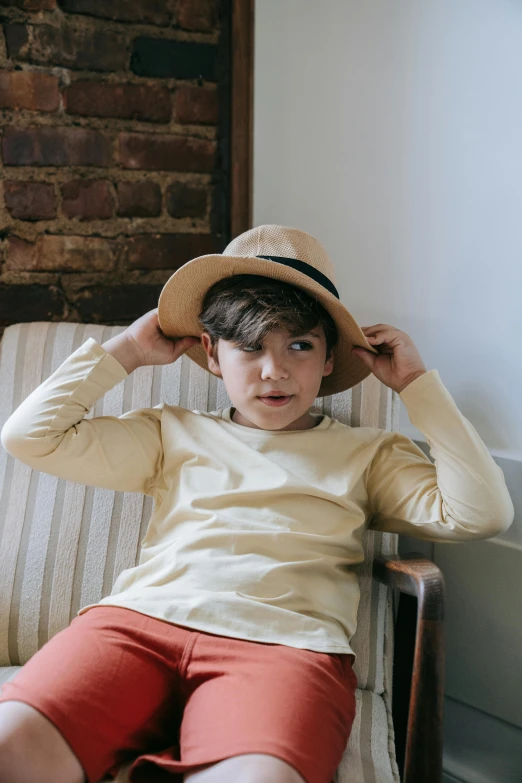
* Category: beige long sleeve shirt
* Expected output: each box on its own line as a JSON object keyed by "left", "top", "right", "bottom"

{"left": 0, "top": 337, "right": 514, "bottom": 655}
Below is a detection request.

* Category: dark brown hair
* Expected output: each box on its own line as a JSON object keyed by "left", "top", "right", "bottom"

{"left": 198, "top": 274, "right": 338, "bottom": 364}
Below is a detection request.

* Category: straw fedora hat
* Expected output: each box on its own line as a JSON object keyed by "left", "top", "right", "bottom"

{"left": 157, "top": 224, "right": 378, "bottom": 397}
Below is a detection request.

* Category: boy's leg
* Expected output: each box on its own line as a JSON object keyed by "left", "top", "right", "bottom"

{"left": 0, "top": 700, "right": 85, "bottom": 783}
{"left": 0, "top": 605, "right": 195, "bottom": 783}
{"left": 183, "top": 752, "right": 306, "bottom": 782}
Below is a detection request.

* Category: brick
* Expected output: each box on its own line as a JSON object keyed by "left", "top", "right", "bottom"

{"left": 0, "top": 71, "right": 59, "bottom": 112}
{"left": 61, "top": 179, "right": 113, "bottom": 220}
{"left": 124, "top": 233, "right": 222, "bottom": 270}
{"left": 59, "top": 0, "right": 170, "bottom": 25}
{"left": 0, "top": 0, "right": 56, "bottom": 9}
{"left": 177, "top": 0, "right": 217, "bottom": 32}
{"left": 74, "top": 283, "right": 164, "bottom": 322}
{"left": 165, "top": 182, "right": 206, "bottom": 219}
{"left": 64, "top": 81, "right": 171, "bottom": 123}
{"left": 116, "top": 181, "right": 161, "bottom": 217}
{"left": 4, "top": 181, "right": 57, "bottom": 220}
{"left": 4, "top": 23, "right": 127, "bottom": 72}
{"left": 3, "top": 24, "right": 29, "bottom": 57}
{"left": 2, "top": 126, "right": 113, "bottom": 167}
{"left": 6, "top": 234, "right": 117, "bottom": 271}
{"left": 119, "top": 133, "right": 215, "bottom": 173}
{"left": 0, "top": 283, "right": 66, "bottom": 325}
{"left": 131, "top": 37, "right": 217, "bottom": 81}
{"left": 174, "top": 86, "right": 218, "bottom": 126}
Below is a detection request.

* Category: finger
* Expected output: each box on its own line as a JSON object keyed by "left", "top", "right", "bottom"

{"left": 174, "top": 339, "right": 198, "bottom": 358}
{"left": 367, "top": 337, "right": 392, "bottom": 349}
{"left": 363, "top": 324, "right": 396, "bottom": 335}
{"left": 366, "top": 328, "right": 400, "bottom": 344}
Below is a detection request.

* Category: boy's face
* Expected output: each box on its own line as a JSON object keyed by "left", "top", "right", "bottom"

{"left": 200, "top": 325, "right": 335, "bottom": 431}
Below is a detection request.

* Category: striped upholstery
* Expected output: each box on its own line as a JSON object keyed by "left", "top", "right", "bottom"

{"left": 0, "top": 322, "right": 401, "bottom": 783}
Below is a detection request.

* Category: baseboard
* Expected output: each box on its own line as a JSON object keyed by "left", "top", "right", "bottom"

{"left": 443, "top": 773, "right": 465, "bottom": 783}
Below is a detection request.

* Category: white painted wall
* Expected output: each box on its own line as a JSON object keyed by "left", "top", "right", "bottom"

{"left": 253, "top": 2, "right": 522, "bottom": 780}
{"left": 253, "top": 0, "right": 522, "bottom": 460}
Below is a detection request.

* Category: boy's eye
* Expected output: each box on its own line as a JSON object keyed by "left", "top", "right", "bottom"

{"left": 242, "top": 341, "right": 312, "bottom": 352}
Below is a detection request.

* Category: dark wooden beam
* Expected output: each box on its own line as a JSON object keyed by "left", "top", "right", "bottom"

{"left": 231, "top": 0, "right": 255, "bottom": 236}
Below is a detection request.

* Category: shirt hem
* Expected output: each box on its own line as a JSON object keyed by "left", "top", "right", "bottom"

{"left": 77, "top": 602, "right": 357, "bottom": 656}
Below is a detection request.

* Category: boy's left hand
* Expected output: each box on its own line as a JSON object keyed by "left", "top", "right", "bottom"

{"left": 352, "top": 324, "right": 427, "bottom": 394}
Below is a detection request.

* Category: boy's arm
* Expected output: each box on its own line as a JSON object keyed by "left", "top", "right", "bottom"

{"left": 366, "top": 369, "right": 514, "bottom": 541}
{"left": 0, "top": 337, "right": 164, "bottom": 496}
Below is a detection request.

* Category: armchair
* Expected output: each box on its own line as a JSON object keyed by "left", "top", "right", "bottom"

{"left": 0, "top": 321, "right": 444, "bottom": 782}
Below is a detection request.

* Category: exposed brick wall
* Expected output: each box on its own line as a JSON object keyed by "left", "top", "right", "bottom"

{"left": 0, "top": 0, "right": 231, "bottom": 342}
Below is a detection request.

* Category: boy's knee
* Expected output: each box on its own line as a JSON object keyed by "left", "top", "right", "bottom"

{"left": 0, "top": 700, "right": 85, "bottom": 783}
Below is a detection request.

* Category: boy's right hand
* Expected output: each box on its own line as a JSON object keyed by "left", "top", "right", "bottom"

{"left": 103, "top": 308, "right": 201, "bottom": 371}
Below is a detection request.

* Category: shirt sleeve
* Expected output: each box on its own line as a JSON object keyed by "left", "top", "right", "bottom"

{"left": 366, "top": 369, "right": 514, "bottom": 542}
{"left": 0, "top": 337, "right": 164, "bottom": 497}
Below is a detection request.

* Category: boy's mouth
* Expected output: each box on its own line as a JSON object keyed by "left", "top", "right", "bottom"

{"left": 257, "top": 395, "right": 294, "bottom": 407}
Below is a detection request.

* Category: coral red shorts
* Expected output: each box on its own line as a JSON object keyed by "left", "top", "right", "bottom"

{"left": 0, "top": 606, "right": 357, "bottom": 783}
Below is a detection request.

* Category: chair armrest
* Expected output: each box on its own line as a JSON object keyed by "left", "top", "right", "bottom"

{"left": 373, "top": 553, "right": 445, "bottom": 783}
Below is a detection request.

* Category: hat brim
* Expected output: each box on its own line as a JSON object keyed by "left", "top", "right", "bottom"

{"left": 157, "top": 254, "right": 379, "bottom": 397}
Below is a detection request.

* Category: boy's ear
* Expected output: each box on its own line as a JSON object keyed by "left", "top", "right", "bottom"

{"left": 200, "top": 332, "right": 222, "bottom": 377}
{"left": 322, "top": 347, "right": 335, "bottom": 378}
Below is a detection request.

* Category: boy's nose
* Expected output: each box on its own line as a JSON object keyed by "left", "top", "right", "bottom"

{"left": 261, "top": 362, "right": 289, "bottom": 379}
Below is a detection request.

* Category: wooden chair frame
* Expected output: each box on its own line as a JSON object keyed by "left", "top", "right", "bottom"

{"left": 374, "top": 553, "right": 445, "bottom": 782}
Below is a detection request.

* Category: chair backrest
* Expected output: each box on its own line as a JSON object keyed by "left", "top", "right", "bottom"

{"left": 0, "top": 321, "right": 399, "bottom": 695}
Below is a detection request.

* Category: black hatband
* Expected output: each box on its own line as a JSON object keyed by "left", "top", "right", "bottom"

{"left": 255, "top": 255, "right": 339, "bottom": 299}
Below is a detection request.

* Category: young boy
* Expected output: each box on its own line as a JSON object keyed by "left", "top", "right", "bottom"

{"left": 0, "top": 224, "right": 514, "bottom": 783}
